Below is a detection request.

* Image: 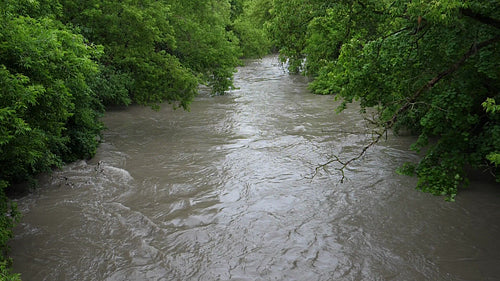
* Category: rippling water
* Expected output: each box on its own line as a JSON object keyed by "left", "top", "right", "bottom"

{"left": 10, "top": 56, "right": 500, "bottom": 281}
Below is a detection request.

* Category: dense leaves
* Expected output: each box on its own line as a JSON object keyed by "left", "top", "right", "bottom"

{"left": 269, "top": 0, "right": 499, "bottom": 200}
{"left": 58, "top": 0, "right": 266, "bottom": 101}
{"left": 0, "top": 13, "right": 101, "bottom": 183}
{"left": 231, "top": 0, "right": 273, "bottom": 58}
{"left": 168, "top": 0, "right": 240, "bottom": 95}
{"left": 59, "top": 0, "right": 199, "bottom": 107}
{"left": 0, "top": 181, "right": 20, "bottom": 281}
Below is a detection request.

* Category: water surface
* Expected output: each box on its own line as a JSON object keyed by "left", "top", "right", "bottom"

{"left": 10, "top": 56, "right": 500, "bottom": 281}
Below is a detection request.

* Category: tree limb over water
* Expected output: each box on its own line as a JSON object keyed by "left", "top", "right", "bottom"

{"left": 311, "top": 35, "right": 500, "bottom": 184}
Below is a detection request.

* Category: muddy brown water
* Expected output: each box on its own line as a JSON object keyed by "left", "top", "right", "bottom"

{"left": 10, "top": 56, "right": 500, "bottom": 281}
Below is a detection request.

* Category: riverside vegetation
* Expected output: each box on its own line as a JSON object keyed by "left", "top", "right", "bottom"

{"left": 0, "top": 0, "right": 270, "bottom": 279}
{"left": 270, "top": 0, "right": 499, "bottom": 200}
{"left": 0, "top": 0, "right": 498, "bottom": 279}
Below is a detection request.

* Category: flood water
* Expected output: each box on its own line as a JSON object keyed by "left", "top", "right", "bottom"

{"left": 10, "top": 56, "right": 500, "bottom": 281}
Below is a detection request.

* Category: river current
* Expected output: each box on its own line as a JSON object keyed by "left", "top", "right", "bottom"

{"left": 10, "top": 56, "right": 500, "bottom": 280}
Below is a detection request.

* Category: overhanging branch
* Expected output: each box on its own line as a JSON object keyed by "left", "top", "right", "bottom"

{"left": 460, "top": 8, "right": 500, "bottom": 29}
{"left": 386, "top": 35, "right": 500, "bottom": 129}
{"left": 312, "top": 35, "right": 500, "bottom": 181}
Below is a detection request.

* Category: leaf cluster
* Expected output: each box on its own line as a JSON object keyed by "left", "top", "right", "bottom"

{"left": 230, "top": 0, "right": 273, "bottom": 58}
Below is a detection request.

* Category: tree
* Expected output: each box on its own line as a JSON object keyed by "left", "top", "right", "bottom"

{"left": 0, "top": 15, "right": 102, "bottom": 181}
{"left": 168, "top": 0, "right": 241, "bottom": 95}
{"left": 1, "top": 0, "right": 103, "bottom": 278}
{"left": 59, "top": 0, "right": 199, "bottom": 108}
{"left": 59, "top": 0, "right": 244, "bottom": 103}
{"left": 231, "top": 0, "right": 273, "bottom": 58}
{"left": 269, "top": 0, "right": 315, "bottom": 73}
{"left": 269, "top": 0, "right": 500, "bottom": 200}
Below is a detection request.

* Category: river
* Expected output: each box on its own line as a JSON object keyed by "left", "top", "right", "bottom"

{"left": 10, "top": 56, "right": 500, "bottom": 281}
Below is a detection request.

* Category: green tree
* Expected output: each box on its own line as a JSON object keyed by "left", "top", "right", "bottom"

{"left": 59, "top": 0, "right": 199, "bottom": 108}
{"left": 0, "top": 15, "right": 102, "bottom": 180}
{"left": 270, "top": 0, "right": 500, "bottom": 200}
{"left": 168, "top": 0, "right": 241, "bottom": 95}
{"left": 1, "top": 0, "right": 102, "bottom": 278}
{"left": 0, "top": 181, "right": 21, "bottom": 281}
{"left": 269, "top": 0, "right": 315, "bottom": 73}
{"left": 231, "top": 0, "right": 273, "bottom": 58}
{"left": 60, "top": 0, "right": 243, "bottom": 102}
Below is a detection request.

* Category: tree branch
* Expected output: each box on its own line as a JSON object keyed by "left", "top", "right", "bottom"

{"left": 309, "top": 130, "right": 384, "bottom": 183}
{"left": 460, "top": 8, "right": 500, "bottom": 29}
{"left": 386, "top": 35, "right": 500, "bottom": 128}
{"left": 311, "top": 35, "right": 500, "bottom": 181}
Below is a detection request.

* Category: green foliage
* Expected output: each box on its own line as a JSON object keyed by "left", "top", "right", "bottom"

{"left": 483, "top": 97, "right": 500, "bottom": 114}
{"left": 269, "top": 0, "right": 314, "bottom": 73}
{"left": 59, "top": 0, "right": 243, "bottom": 100}
{"left": 487, "top": 153, "right": 500, "bottom": 167}
{"left": 168, "top": 0, "right": 241, "bottom": 95}
{"left": 0, "top": 14, "right": 102, "bottom": 179}
{"left": 479, "top": 97, "right": 500, "bottom": 180}
{"left": 1, "top": 2, "right": 102, "bottom": 277}
{"left": 269, "top": 0, "right": 500, "bottom": 199}
{"left": 1, "top": 0, "right": 62, "bottom": 19}
{"left": 0, "top": 180, "right": 21, "bottom": 281}
{"left": 0, "top": 260, "right": 21, "bottom": 281}
{"left": 59, "top": 0, "right": 197, "bottom": 107}
{"left": 231, "top": 0, "right": 273, "bottom": 58}
{"left": 90, "top": 65, "right": 132, "bottom": 107}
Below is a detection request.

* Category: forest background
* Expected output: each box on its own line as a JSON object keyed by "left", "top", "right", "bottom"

{"left": 0, "top": 0, "right": 498, "bottom": 279}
